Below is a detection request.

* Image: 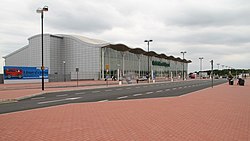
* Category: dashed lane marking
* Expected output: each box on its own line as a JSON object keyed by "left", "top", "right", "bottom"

{"left": 56, "top": 94, "right": 68, "bottom": 97}
{"left": 156, "top": 90, "right": 163, "bottom": 93}
{"left": 145, "top": 92, "right": 153, "bottom": 95}
{"left": 38, "top": 97, "right": 82, "bottom": 104}
{"left": 98, "top": 100, "right": 109, "bottom": 102}
{"left": 117, "top": 96, "right": 128, "bottom": 99}
{"left": 31, "top": 97, "right": 45, "bottom": 100}
{"left": 133, "top": 93, "right": 143, "bottom": 96}
{"left": 75, "top": 92, "right": 86, "bottom": 95}
{"left": 135, "top": 87, "right": 140, "bottom": 89}
{"left": 172, "top": 88, "right": 177, "bottom": 90}
{"left": 165, "top": 89, "right": 170, "bottom": 91}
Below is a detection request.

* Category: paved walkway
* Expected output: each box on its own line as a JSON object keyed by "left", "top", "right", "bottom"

{"left": 0, "top": 79, "right": 249, "bottom": 141}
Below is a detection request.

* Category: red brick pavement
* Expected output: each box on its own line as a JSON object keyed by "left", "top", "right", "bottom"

{"left": 0, "top": 80, "right": 249, "bottom": 141}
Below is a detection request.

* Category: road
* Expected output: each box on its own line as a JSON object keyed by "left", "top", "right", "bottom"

{"left": 0, "top": 79, "right": 227, "bottom": 114}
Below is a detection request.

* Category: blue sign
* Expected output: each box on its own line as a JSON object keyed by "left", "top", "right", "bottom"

{"left": 3, "top": 66, "right": 48, "bottom": 80}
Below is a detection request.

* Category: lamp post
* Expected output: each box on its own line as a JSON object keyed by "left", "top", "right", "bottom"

{"left": 180, "top": 51, "right": 187, "bottom": 80}
{"left": 144, "top": 40, "right": 153, "bottom": 83}
{"left": 37, "top": 6, "right": 48, "bottom": 91}
{"left": 199, "top": 57, "right": 204, "bottom": 79}
{"left": 63, "top": 61, "right": 66, "bottom": 82}
{"left": 210, "top": 60, "right": 214, "bottom": 88}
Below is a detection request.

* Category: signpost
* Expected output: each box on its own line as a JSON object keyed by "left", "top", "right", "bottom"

{"left": 76, "top": 68, "right": 79, "bottom": 87}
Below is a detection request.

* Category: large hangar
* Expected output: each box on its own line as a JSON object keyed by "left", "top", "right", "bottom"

{"left": 3, "top": 34, "right": 191, "bottom": 82}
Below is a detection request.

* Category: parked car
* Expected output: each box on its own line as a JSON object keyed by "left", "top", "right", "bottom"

{"left": 5, "top": 68, "right": 23, "bottom": 79}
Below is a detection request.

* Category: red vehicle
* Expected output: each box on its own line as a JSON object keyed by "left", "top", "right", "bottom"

{"left": 5, "top": 68, "right": 23, "bottom": 79}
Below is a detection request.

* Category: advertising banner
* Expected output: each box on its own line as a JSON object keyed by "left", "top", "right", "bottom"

{"left": 3, "top": 66, "right": 48, "bottom": 84}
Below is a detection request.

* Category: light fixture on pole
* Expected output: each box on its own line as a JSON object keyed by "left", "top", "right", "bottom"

{"left": 180, "top": 51, "right": 187, "bottom": 80}
{"left": 144, "top": 40, "right": 153, "bottom": 83}
{"left": 199, "top": 57, "right": 204, "bottom": 79}
{"left": 37, "top": 6, "right": 48, "bottom": 91}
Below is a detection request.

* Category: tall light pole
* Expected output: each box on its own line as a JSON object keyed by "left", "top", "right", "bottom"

{"left": 210, "top": 60, "right": 214, "bottom": 88}
{"left": 144, "top": 40, "right": 153, "bottom": 83}
{"left": 199, "top": 57, "right": 204, "bottom": 79}
{"left": 63, "top": 61, "right": 66, "bottom": 82}
{"left": 37, "top": 6, "right": 48, "bottom": 91}
{"left": 180, "top": 51, "right": 187, "bottom": 80}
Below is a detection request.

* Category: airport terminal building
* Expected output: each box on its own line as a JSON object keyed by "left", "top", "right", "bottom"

{"left": 3, "top": 34, "right": 191, "bottom": 82}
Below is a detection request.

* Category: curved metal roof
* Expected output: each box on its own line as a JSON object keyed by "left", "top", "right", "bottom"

{"left": 143, "top": 51, "right": 158, "bottom": 57}
{"left": 103, "top": 44, "right": 130, "bottom": 52}
{"left": 129, "top": 48, "right": 145, "bottom": 54}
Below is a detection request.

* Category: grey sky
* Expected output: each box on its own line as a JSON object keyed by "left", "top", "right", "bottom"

{"left": 1, "top": 0, "right": 250, "bottom": 73}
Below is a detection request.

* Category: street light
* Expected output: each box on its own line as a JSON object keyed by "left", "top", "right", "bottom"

{"left": 63, "top": 61, "right": 66, "bottom": 82}
{"left": 180, "top": 51, "right": 187, "bottom": 80}
{"left": 144, "top": 40, "right": 153, "bottom": 83}
{"left": 37, "top": 6, "right": 48, "bottom": 91}
{"left": 199, "top": 57, "right": 204, "bottom": 79}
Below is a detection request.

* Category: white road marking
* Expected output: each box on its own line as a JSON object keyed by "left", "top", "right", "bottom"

{"left": 178, "top": 87, "right": 182, "bottom": 89}
{"left": 143, "top": 86, "right": 148, "bottom": 88}
{"left": 172, "top": 88, "right": 177, "bottom": 90}
{"left": 145, "top": 92, "right": 153, "bottom": 95}
{"left": 92, "top": 91, "right": 100, "bottom": 93}
{"left": 56, "top": 94, "right": 68, "bottom": 97}
{"left": 98, "top": 100, "right": 109, "bottom": 102}
{"left": 165, "top": 89, "right": 170, "bottom": 91}
{"left": 133, "top": 93, "right": 142, "bottom": 96}
{"left": 126, "top": 87, "right": 131, "bottom": 89}
{"left": 31, "top": 97, "right": 45, "bottom": 100}
{"left": 135, "top": 87, "right": 140, "bottom": 89}
{"left": 156, "top": 90, "right": 163, "bottom": 93}
{"left": 38, "top": 97, "right": 82, "bottom": 104}
{"left": 117, "top": 96, "right": 128, "bottom": 99}
{"left": 75, "top": 92, "right": 86, "bottom": 95}
{"left": 105, "top": 89, "right": 112, "bottom": 92}
{"left": 184, "top": 86, "right": 187, "bottom": 88}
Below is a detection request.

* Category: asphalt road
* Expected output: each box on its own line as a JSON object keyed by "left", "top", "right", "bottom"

{"left": 0, "top": 79, "right": 227, "bottom": 114}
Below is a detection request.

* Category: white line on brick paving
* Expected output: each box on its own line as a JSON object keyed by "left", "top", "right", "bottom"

{"left": 117, "top": 96, "right": 128, "bottom": 99}
{"left": 56, "top": 94, "right": 68, "bottom": 97}
{"left": 38, "top": 97, "right": 82, "bottom": 104}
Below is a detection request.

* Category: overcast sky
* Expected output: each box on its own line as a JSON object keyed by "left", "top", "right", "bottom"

{"left": 1, "top": 0, "right": 250, "bottom": 73}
